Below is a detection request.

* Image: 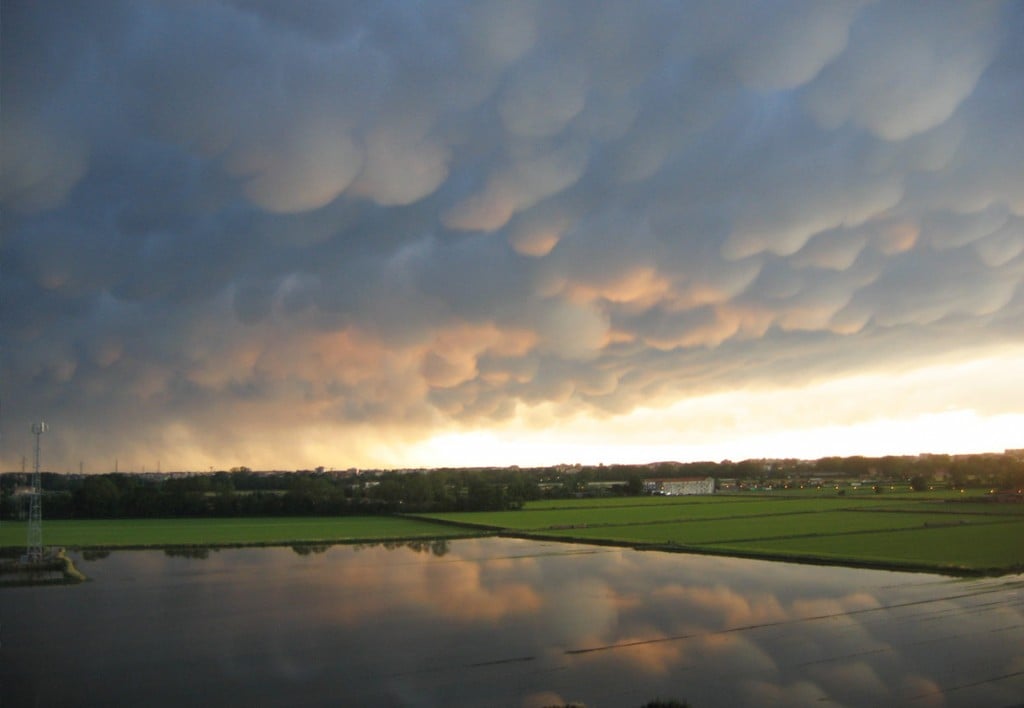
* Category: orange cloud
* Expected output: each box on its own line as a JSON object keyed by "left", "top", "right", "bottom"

{"left": 308, "top": 546, "right": 545, "bottom": 625}
{"left": 652, "top": 584, "right": 789, "bottom": 629}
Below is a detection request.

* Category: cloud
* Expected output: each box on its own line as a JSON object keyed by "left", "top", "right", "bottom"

{"left": 443, "top": 139, "right": 589, "bottom": 231}
{"left": 739, "top": 679, "right": 829, "bottom": 708}
{"left": 1, "top": 0, "right": 1022, "bottom": 470}
{"left": 498, "top": 55, "right": 589, "bottom": 138}
{"left": 235, "top": 117, "right": 364, "bottom": 214}
{"left": 0, "top": 115, "right": 90, "bottom": 213}
{"left": 801, "top": 1, "right": 1002, "bottom": 140}
{"left": 534, "top": 300, "right": 610, "bottom": 361}
{"left": 730, "top": 0, "right": 864, "bottom": 91}
{"left": 350, "top": 124, "right": 450, "bottom": 207}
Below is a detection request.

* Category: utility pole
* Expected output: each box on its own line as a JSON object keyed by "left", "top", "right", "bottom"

{"left": 26, "top": 422, "right": 47, "bottom": 563}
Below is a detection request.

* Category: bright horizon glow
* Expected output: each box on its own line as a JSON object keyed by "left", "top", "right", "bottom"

{"left": 390, "top": 348, "right": 1024, "bottom": 469}
{"left": 9, "top": 350, "right": 1024, "bottom": 475}
{"left": 8, "top": 349, "right": 1022, "bottom": 473}
{"left": 406, "top": 410, "right": 1024, "bottom": 469}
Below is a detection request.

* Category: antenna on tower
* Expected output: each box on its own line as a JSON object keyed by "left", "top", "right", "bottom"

{"left": 25, "top": 422, "right": 48, "bottom": 564}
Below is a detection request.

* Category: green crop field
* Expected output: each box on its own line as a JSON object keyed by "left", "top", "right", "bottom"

{"left": 420, "top": 495, "right": 1015, "bottom": 531}
{"left": 523, "top": 495, "right": 752, "bottom": 510}
{"left": 529, "top": 511, "right": 1004, "bottom": 545}
{"left": 423, "top": 498, "right": 864, "bottom": 530}
{"left": 3, "top": 493, "right": 1019, "bottom": 575}
{"left": 713, "top": 519, "right": 1024, "bottom": 570}
{"left": 415, "top": 494, "right": 1024, "bottom": 574}
{"left": 854, "top": 502, "right": 1024, "bottom": 516}
{"left": 0, "top": 516, "right": 470, "bottom": 549}
{"left": 742, "top": 487, "right": 993, "bottom": 499}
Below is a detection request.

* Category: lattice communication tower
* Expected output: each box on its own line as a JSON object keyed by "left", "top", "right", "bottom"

{"left": 26, "top": 422, "right": 47, "bottom": 563}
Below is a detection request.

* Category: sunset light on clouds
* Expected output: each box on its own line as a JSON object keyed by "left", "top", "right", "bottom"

{"left": 2, "top": 0, "right": 1022, "bottom": 472}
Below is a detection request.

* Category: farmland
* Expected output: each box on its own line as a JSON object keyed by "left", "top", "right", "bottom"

{"left": 0, "top": 516, "right": 470, "bottom": 549}
{"left": 2, "top": 491, "right": 1021, "bottom": 575}
{"left": 415, "top": 493, "right": 1024, "bottom": 575}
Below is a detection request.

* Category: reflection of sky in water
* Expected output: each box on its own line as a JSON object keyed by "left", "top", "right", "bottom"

{"left": 3, "top": 539, "right": 1022, "bottom": 707}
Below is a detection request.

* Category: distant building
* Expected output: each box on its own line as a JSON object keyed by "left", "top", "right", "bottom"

{"left": 644, "top": 476, "right": 715, "bottom": 496}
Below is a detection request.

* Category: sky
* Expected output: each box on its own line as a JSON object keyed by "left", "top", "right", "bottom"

{"left": 2, "top": 0, "right": 1022, "bottom": 473}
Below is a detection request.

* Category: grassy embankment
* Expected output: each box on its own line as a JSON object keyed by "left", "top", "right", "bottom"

{"left": 0, "top": 516, "right": 473, "bottom": 550}
{"left": 415, "top": 492, "right": 1024, "bottom": 575}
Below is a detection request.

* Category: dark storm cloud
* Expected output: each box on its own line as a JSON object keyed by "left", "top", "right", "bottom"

{"left": 1, "top": 0, "right": 1022, "bottom": 467}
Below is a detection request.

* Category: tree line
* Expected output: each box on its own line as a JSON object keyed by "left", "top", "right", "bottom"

{"left": 0, "top": 468, "right": 547, "bottom": 519}
{"left": 2, "top": 453, "right": 1021, "bottom": 520}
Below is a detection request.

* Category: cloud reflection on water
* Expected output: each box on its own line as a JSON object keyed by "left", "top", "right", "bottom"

{"left": 3, "top": 538, "right": 1021, "bottom": 707}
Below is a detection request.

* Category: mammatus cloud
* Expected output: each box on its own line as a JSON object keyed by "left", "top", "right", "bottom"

{"left": 801, "top": 1, "right": 1000, "bottom": 140}
{"left": 1, "top": 0, "right": 1022, "bottom": 470}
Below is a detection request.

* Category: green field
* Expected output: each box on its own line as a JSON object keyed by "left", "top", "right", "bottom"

{"left": 519, "top": 511, "right": 1008, "bottom": 544}
{"left": 523, "top": 495, "right": 755, "bottom": 509}
{"left": 0, "top": 516, "right": 470, "bottom": 549}
{"left": 3, "top": 493, "right": 1021, "bottom": 575}
{"left": 715, "top": 521, "right": 1024, "bottom": 570}
{"left": 420, "top": 495, "right": 1023, "bottom": 531}
{"left": 739, "top": 486, "right": 985, "bottom": 499}
{"left": 422, "top": 498, "right": 843, "bottom": 530}
{"left": 416, "top": 494, "right": 1024, "bottom": 574}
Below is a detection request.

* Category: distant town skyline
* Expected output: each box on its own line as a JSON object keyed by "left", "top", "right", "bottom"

{"left": 2, "top": 1, "right": 1022, "bottom": 472}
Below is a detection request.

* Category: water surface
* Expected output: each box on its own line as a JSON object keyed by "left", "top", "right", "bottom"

{"left": 2, "top": 538, "right": 1021, "bottom": 707}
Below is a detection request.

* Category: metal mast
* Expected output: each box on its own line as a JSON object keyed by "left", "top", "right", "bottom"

{"left": 26, "top": 422, "right": 47, "bottom": 563}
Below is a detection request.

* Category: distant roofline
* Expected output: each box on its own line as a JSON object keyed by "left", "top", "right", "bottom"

{"left": 644, "top": 476, "right": 714, "bottom": 483}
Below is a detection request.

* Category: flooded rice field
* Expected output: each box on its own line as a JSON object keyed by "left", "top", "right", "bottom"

{"left": 2, "top": 538, "right": 1022, "bottom": 707}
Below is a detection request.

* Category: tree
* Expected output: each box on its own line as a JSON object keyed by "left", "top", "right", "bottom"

{"left": 626, "top": 474, "right": 644, "bottom": 496}
{"left": 75, "top": 476, "right": 121, "bottom": 517}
